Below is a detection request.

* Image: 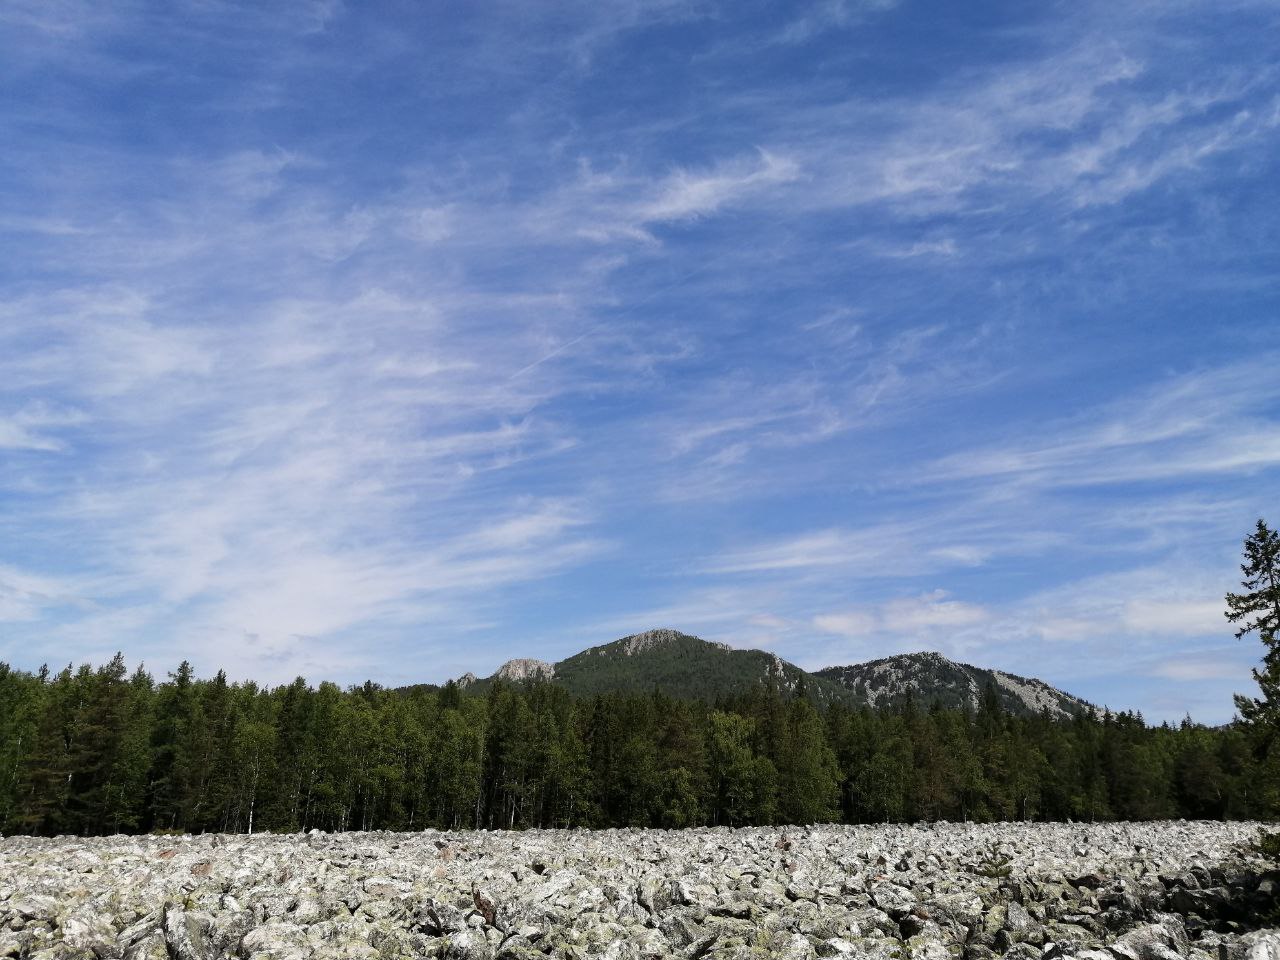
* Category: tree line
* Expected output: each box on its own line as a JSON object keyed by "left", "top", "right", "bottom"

{"left": 2, "top": 516, "right": 1276, "bottom": 838}
{"left": 0, "top": 657, "right": 1269, "bottom": 837}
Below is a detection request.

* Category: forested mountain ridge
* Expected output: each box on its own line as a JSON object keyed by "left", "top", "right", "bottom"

{"left": 458, "top": 628, "right": 853, "bottom": 705}
{"left": 815, "top": 651, "right": 1093, "bottom": 720}
{"left": 452, "top": 628, "right": 1091, "bottom": 718}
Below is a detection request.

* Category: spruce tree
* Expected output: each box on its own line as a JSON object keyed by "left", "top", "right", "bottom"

{"left": 14, "top": 667, "right": 76, "bottom": 834}
{"left": 0, "top": 664, "right": 42, "bottom": 830}
{"left": 776, "top": 697, "right": 840, "bottom": 824}
{"left": 1228, "top": 519, "right": 1280, "bottom": 740}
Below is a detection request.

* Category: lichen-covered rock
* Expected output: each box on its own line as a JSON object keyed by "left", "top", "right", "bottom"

{"left": 7, "top": 896, "right": 57, "bottom": 922}
{"left": 444, "top": 928, "right": 495, "bottom": 960}
{"left": 164, "top": 906, "right": 213, "bottom": 960}
{"left": 1225, "top": 931, "right": 1280, "bottom": 960}
{"left": 869, "top": 882, "right": 915, "bottom": 916}
{"left": 0, "top": 821, "right": 1272, "bottom": 960}
{"left": 125, "top": 929, "right": 170, "bottom": 960}
{"left": 241, "top": 919, "right": 311, "bottom": 956}
{"left": 1105, "top": 914, "right": 1190, "bottom": 960}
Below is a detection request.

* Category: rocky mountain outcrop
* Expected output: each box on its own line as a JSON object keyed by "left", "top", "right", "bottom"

{"left": 495, "top": 659, "right": 556, "bottom": 683}
{"left": 1, "top": 821, "right": 1273, "bottom": 960}
{"left": 614, "top": 629, "right": 729, "bottom": 656}
{"left": 816, "top": 651, "right": 1093, "bottom": 719}
{"left": 445, "top": 630, "right": 1093, "bottom": 718}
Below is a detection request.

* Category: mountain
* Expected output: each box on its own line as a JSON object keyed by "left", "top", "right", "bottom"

{"left": 451, "top": 628, "right": 1093, "bottom": 718}
{"left": 814, "top": 650, "right": 1092, "bottom": 720}
{"left": 460, "top": 628, "right": 852, "bottom": 705}
{"left": 551, "top": 628, "right": 858, "bottom": 704}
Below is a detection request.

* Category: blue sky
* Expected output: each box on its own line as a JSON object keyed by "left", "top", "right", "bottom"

{"left": 1, "top": 0, "right": 1278, "bottom": 723}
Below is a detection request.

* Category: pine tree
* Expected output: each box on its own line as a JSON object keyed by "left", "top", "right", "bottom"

{"left": 1174, "top": 719, "right": 1228, "bottom": 819}
{"left": 1228, "top": 519, "right": 1280, "bottom": 740}
{"left": 911, "top": 708, "right": 956, "bottom": 821}
{"left": 0, "top": 664, "right": 42, "bottom": 830}
{"left": 101, "top": 664, "right": 155, "bottom": 833}
{"left": 654, "top": 697, "right": 708, "bottom": 828}
{"left": 65, "top": 654, "right": 134, "bottom": 834}
{"left": 148, "top": 660, "right": 197, "bottom": 830}
{"left": 13, "top": 666, "right": 77, "bottom": 833}
{"left": 616, "top": 732, "right": 661, "bottom": 826}
{"left": 268, "top": 676, "right": 314, "bottom": 830}
{"left": 197, "top": 670, "right": 239, "bottom": 832}
{"left": 776, "top": 697, "right": 840, "bottom": 824}
{"left": 708, "top": 711, "right": 771, "bottom": 825}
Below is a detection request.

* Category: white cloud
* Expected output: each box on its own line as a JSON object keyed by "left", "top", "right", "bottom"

{"left": 878, "top": 238, "right": 958, "bottom": 259}
{"left": 0, "top": 267, "right": 618, "bottom": 680}
{"left": 925, "top": 359, "right": 1280, "bottom": 489}
{"left": 741, "top": 34, "right": 1278, "bottom": 223}
{"left": 702, "top": 509, "right": 1058, "bottom": 577}
{"left": 1014, "top": 565, "right": 1233, "bottom": 646}
{"left": 1121, "top": 598, "right": 1225, "bottom": 636}
{"left": 812, "top": 609, "right": 878, "bottom": 638}
{"left": 0, "top": 565, "right": 81, "bottom": 622}
{"left": 0, "top": 0, "right": 1276, "bottom": 718}
{"left": 0, "top": 401, "right": 88, "bottom": 452}
{"left": 640, "top": 150, "right": 801, "bottom": 222}
{"left": 883, "top": 591, "right": 991, "bottom": 631}
{"left": 706, "top": 527, "right": 908, "bottom": 574}
{"left": 814, "top": 590, "right": 989, "bottom": 639}
{"left": 778, "top": 0, "right": 901, "bottom": 45}
{"left": 0, "top": 422, "right": 61, "bottom": 453}
{"left": 1152, "top": 652, "right": 1248, "bottom": 682}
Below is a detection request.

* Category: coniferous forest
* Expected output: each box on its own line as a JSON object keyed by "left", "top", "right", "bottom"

{"left": 0, "top": 655, "right": 1272, "bottom": 838}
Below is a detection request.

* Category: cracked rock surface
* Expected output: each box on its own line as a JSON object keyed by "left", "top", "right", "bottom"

{"left": 1, "top": 821, "right": 1275, "bottom": 959}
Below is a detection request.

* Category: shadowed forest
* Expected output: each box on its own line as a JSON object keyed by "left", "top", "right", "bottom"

{"left": 0, "top": 657, "right": 1270, "bottom": 837}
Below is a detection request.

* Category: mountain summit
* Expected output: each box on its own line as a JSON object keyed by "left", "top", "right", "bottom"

{"left": 533, "top": 628, "right": 850, "bottom": 704}
{"left": 451, "top": 629, "right": 1093, "bottom": 717}
{"left": 493, "top": 658, "right": 555, "bottom": 682}
{"left": 815, "top": 650, "right": 1092, "bottom": 720}
{"left": 611, "top": 628, "right": 730, "bottom": 656}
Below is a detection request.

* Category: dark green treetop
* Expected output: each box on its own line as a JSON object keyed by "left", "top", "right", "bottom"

{"left": 1228, "top": 518, "right": 1280, "bottom": 737}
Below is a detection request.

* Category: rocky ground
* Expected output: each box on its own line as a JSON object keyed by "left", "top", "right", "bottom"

{"left": 1, "top": 821, "right": 1277, "bottom": 960}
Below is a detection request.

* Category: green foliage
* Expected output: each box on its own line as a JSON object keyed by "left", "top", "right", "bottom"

{"left": 1253, "top": 828, "right": 1280, "bottom": 927}
{"left": 1256, "top": 828, "right": 1280, "bottom": 861}
{"left": 1229, "top": 519, "right": 1280, "bottom": 805}
{"left": 546, "top": 632, "right": 853, "bottom": 706}
{"left": 708, "top": 711, "right": 778, "bottom": 825}
{"left": 971, "top": 841, "right": 1013, "bottom": 879}
{"left": 0, "top": 653, "right": 1271, "bottom": 836}
{"left": 775, "top": 698, "right": 841, "bottom": 824}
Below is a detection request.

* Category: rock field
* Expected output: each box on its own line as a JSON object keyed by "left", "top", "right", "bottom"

{"left": 1, "top": 821, "right": 1277, "bottom": 960}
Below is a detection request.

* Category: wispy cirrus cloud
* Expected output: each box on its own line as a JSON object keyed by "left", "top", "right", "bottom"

{"left": 777, "top": 0, "right": 901, "bottom": 45}
{"left": 0, "top": 403, "right": 87, "bottom": 452}
{"left": 925, "top": 358, "right": 1280, "bottom": 489}
{"left": 0, "top": 0, "right": 1276, "bottom": 721}
{"left": 640, "top": 150, "right": 801, "bottom": 222}
{"left": 815, "top": 590, "right": 990, "bottom": 640}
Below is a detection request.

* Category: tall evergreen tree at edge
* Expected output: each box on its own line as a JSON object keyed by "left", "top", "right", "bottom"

{"left": 1227, "top": 517, "right": 1280, "bottom": 812}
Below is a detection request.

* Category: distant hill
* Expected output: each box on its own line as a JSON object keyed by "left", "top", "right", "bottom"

{"left": 449, "top": 628, "right": 1093, "bottom": 718}
{"left": 815, "top": 650, "right": 1092, "bottom": 720}
{"left": 553, "top": 629, "right": 859, "bottom": 705}
{"left": 459, "top": 628, "right": 852, "bottom": 705}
